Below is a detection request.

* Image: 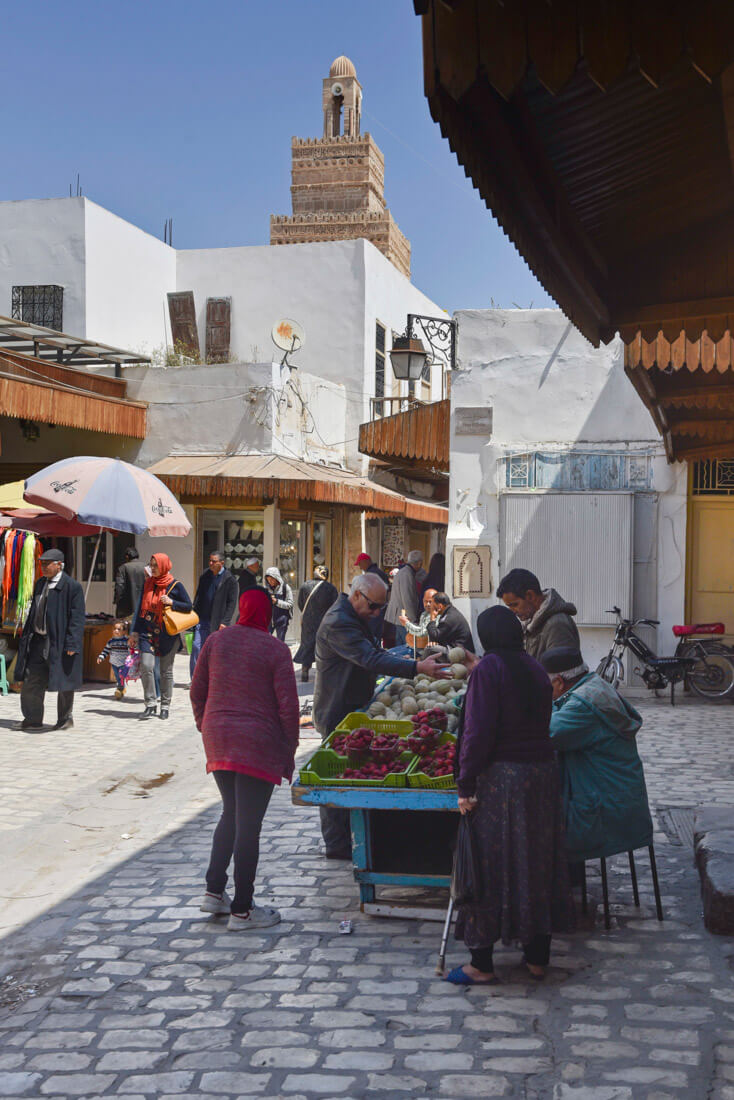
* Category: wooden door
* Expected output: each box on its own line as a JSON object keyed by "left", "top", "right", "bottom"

{"left": 205, "top": 297, "right": 231, "bottom": 363}
{"left": 689, "top": 498, "right": 734, "bottom": 637}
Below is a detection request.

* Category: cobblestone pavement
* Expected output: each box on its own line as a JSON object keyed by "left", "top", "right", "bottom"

{"left": 1, "top": 676, "right": 734, "bottom": 1099}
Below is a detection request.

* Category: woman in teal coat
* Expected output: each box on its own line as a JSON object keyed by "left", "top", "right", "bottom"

{"left": 541, "top": 646, "right": 653, "bottom": 862}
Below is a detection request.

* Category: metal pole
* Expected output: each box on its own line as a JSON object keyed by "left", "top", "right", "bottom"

{"left": 436, "top": 895, "right": 455, "bottom": 975}
{"left": 84, "top": 529, "right": 103, "bottom": 600}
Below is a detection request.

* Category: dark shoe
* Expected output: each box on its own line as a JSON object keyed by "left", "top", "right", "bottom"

{"left": 159, "top": 708, "right": 169, "bottom": 720}
{"left": 301, "top": 669, "right": 310, "bottom": 683}
{"left": 55, "top": 717, "right": 74, "bottom": 730}
{"left": 325, "top": 849, "right": 352, "bottom": 861}
{"left": 139, "top": 706, "right": 157, "bottom": 720}
{"left": 15, "top": 720, "right": 43, "bottom": 731}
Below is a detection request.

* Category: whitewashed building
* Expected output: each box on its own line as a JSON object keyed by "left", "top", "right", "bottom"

{"left": 448, "top": 309, "right": 688, "bottom": 673}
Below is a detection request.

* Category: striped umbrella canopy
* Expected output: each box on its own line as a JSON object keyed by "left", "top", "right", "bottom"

{"left": 24, "top": 457, "right": 191, "bottom": 537}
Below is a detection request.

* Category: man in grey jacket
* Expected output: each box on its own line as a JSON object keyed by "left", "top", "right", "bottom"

{"left": 385, "top": 550, "right": 423, "bottom": 646}
{"left": 314, "top": 572, "right": 449, "bottom": 858}
{"left": 497, "top": 567, "right": 580, "bottom": 660}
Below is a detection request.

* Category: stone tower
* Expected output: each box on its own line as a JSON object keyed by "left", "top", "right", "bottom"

{"left": 270, "top": 56, "right": 411, "bottom": 278}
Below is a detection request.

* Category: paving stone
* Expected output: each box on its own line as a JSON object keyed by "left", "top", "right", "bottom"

{"left": 281, "top": 1075, "right": 354, "bottom": 1094}
{"left": 438, "top": 1074, "right": 510, "bottom": 1096}
{"left": 0, "top": 1074, "right": 42, "bottom": 1096}
{"left": 40, "top": 1073, "right": 116, "bottom": 1094}
{"left": 251, "top": 1048, "right": 320, "bottom": 1068}
{"left": 117, "top": 1071, "right": 195, "bottom": 1093}
{"left": 198, "top": 1072, "right": 271, "bottom": 1093}
{"left": 322, "top": 1052, "right": 394, "bottom": 1070}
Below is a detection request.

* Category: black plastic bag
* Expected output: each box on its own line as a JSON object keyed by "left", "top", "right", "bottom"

{"left": 451, "top": 813, "right": 484, "bottom": 905}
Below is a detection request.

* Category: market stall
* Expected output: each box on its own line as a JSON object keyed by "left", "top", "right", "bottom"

{"left": 292, "top": 655, "right": 469, "bottom": 918}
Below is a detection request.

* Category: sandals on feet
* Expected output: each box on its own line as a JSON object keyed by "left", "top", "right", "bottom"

{"left": 445, "top": 966, "right": 500, "bottom": 986}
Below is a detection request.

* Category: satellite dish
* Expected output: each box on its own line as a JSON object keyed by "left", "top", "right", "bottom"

{"left": 272, "top": 318, "right": 306, "bottom": 353}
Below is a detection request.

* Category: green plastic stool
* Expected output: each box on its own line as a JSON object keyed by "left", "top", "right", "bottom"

{"left": 0, "top": 653, "right": 8, "bottom": 696}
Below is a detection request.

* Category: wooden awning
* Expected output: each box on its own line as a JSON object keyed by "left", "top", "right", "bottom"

{"left": 626, "top": 331, "right": 734, "bottom": 460}
{"left": 0, "top": 348, "right": 147, "bottom": 439}
{"left": 359, "top": 399, "right": 449, "bottom": 472}
{"left": 148, "top": 453, "right": 448, "bottom": 525}
{"left": 414, "top": 2, "right": 734, "bottom": 348}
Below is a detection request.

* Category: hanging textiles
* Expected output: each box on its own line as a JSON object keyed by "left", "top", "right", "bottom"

{"left": 1, "top": 530, "right": 43, "bottom": 625}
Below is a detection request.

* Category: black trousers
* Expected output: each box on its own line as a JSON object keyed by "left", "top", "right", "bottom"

{"left": 319, "top": 806, "right": 351, "bottom": 855}
{"left": 20, "top": 635, "right": 74, "bottom": 727}
{"left": 471, "top": 934, "right": 552, "bottom": 973}
{"left": 271, "top": 618, "right": 289, "bottom": 642}
{"left": 206, "top": 771, "right": 275, "bottom": 913}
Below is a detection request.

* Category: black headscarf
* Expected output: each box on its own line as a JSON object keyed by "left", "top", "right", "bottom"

{"left": 421, "top": 552, "right": 445, "bottom": 596}
{"left": 476, "top": 605, "right": 543, "bottom": 720}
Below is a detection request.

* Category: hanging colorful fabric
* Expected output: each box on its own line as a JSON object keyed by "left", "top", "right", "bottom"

{"left": 2, "top": 530, "right": 18, "bottom": 619}
{"left": 15, "top": 532, "right": 37, "bottom": 632}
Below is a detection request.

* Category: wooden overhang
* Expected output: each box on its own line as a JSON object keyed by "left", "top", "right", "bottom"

{"left": 148, "top": 453, "right": 448, "bottom": 526}
{"left": 414, "top": 2, "right": 734, "bottom": 348}
{"left": 625, "top": 332, "right": 734, "bottom": 461}
{"left": 358, "top": 398, "right": 450, "bottom": 489}
{"left": 0, "top": 347, "right": 147, "bottom": 439}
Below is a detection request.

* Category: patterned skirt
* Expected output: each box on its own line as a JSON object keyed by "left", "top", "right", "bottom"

{"left": 454, "top": 759, "right": 575, "bottom": 950}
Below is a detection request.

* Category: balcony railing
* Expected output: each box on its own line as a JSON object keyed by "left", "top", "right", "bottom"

{"left": 369, "top": 395, "right": 429, "bottom": 420}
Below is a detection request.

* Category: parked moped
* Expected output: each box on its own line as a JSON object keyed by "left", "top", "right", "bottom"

{"left": 597, "top": 607, "right": 734, "bottom": 705}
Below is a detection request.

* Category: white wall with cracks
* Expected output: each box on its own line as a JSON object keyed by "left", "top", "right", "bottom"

{"left": 448, "top": 309, "right": 687, "bottom": 671}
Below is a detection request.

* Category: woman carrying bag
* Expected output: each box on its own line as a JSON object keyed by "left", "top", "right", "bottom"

{"left": 447, "top": 605, "right": 574, "bottom": 985}
{"left": 131, "top": 552, "right": 194, "bottom": 721}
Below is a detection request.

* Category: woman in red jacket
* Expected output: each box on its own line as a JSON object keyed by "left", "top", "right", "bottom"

{"left": 190, "top": 587, "right": 299, "bottom": 930}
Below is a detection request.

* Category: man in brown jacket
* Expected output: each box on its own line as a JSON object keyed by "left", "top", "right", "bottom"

{"left": 497, "top": 568, "right": 580, "bottom": 660}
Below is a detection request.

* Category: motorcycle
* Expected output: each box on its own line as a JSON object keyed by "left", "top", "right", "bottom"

{"left": 597, "top": 607, "right": 734, "bottom": 704}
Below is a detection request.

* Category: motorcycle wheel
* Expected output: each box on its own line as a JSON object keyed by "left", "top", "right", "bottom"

{"left": 687, "top": 653, "right": 734, "bottom": 699}
{"left": 597, "top": 655, "right": 623, "bottom": 689}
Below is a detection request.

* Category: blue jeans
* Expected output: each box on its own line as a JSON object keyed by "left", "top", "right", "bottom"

{"left": 113, "top": 665, "right": 126, "bottom": 690}
{"left": 190, "top": 622, "right": 212, "bottom": 677}
{"left": 394, "top": 624, "right": 408, "bottom": 647}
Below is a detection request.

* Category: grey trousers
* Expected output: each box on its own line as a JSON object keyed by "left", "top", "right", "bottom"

{"left": 319, "top": 806, "right": 352, "bottom": 855}
{"left": 20, "top": 637, "right": 74, "bottom": 727}
{"left": 141, "top": 647, "right": 176, "bottom": 708}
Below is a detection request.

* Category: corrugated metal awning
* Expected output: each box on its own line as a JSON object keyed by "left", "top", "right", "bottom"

{"left": 148, "top": 453, "right": 448, "bottom": 525}
{"left": 0, "top": 315, "right": 150, "bottom": 367}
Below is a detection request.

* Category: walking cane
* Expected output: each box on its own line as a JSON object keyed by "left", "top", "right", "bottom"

{"left": 436, "top": 895, "right": 455, "bottom": 976}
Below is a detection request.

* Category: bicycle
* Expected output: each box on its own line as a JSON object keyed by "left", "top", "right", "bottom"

{"left": 597, "top": 607, "right": 734, "bottom": 704}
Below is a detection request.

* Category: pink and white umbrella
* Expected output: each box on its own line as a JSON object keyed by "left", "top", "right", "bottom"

{"left": 24, "top": 457, "right": 190, "bottom": 537}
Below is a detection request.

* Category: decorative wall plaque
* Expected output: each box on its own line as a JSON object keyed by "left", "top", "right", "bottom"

{"left": 455, "top": 406, "right": 493, "bottom": 437}
{"left": 382, "top": 520, "right": 405, "bottom": 567}
{"left": 453, "top": 545, "right": 492, "bottom": 598}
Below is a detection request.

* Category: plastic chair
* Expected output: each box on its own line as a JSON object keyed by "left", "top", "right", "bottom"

{"left": 0, "top": 653, "right": 8, "bottom": 696}
{"left": 580, "top": 845, "right": 663, "bottom": 929}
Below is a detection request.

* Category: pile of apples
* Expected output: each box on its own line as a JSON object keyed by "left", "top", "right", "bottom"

{"left": 417, "top": 740, "right": 456, "bottom": 778}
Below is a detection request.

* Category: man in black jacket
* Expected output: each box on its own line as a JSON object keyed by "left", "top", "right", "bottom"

{"left": 14, "top": 548, "right": 85, "bottom": 731}
{"left": 190, "top": 551, "right": 239, "bottom": 675}
{"left": 114, "top": 546, "right": 147, "bottom": 618}
{"left": 313, "top": 572, "right": 449, "bottom": 858}
{"left": 427, "top": 593, "right": 476, "bottom": 654}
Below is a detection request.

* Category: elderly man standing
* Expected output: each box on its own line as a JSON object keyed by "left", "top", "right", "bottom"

{"left": 314, "top": 572, "right": 450, "bottom": 858}
{"left": 14, "top": 548, "right": 85, "bottom": 731}
{"left": 385, "top": 550, "right": 423, "bottom": 647}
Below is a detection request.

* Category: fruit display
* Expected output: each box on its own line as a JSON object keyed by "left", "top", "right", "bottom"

{"left": 367, "top": 670, "right": 467, "bottom": 730}
{"left": 342, "top": 763, "right": 401, "bottom": 780}
{"left": 330, "top": 733, "right": 350, "bottom": 755}
{"left": 346, "top": 726, "right": 374, "bottom": 760}
{"left": 416, "top": 740, "right": 456, "bottom": 778}
{"left": 411, "top": 707, "right": 448, "bottom": 731}
{"left": 370, "top": 733, "right": 400, "bottom": 762}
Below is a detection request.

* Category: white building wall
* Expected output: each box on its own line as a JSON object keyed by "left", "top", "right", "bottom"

{"left": 84, "top": 201, "right": 175, "bottom": 353}
{"left": 0, "top": 197, "right": 87, "bottom": 334}
{"left": 449, "top": 309, "right": 687, "bottom": 671}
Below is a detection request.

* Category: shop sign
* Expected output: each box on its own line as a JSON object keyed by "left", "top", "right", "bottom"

{"left": 454, "top": 406, "right": 493, "bottom": 437}
{"left": 452, "top": 545, "right": 492, "bottom": 597}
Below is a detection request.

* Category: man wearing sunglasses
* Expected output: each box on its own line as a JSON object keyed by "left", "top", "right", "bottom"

{"left": 313, "top": 572, "right": 451, "bottom": 859}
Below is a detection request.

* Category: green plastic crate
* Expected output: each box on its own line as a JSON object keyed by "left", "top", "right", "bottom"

{"left": 299, "top": 747, "right": 416, "bottom": 788}
{"left": 407, "top": 732, "right": 457, "bottom": 790}
{"left": 331, "top": 711, "right": 413, "bottom": 737}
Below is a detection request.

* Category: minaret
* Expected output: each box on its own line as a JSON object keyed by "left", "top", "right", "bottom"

{"left": 270, "top": 56, "right": 411, "bottom": 278}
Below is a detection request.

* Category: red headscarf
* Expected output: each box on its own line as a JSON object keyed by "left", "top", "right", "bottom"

{"left": 237, "top": 588, "right": 272, "bottom": 632}
{"left": 139, "top": 552, "right": 174, "bottom": 620}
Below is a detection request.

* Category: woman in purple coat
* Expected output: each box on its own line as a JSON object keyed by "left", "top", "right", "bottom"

{"left": 447, "top": 605, "right": 573, "bottom": 985}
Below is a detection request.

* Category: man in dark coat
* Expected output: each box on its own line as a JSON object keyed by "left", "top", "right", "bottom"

{"left": 497, "top": 568, "right": 580, "bottom": 660}
{"left": 191, "top": 551, "right": 239, "bottom": 675}
{"left": 385, "top": 550, "right": 423, "bottom": 645}
{"left": 14, "top": 548, "right": 85, "bottom": 731}
{"left": 313, "top": 572, "right": 450, "bottom": 858}
{"left": 426, "top": 593, "right": 476, "bottom": 653}
{"left": 114, "top": 546, "right": 147, "bottom": 618}
{"left": 238, "top": 557, "right": 261, "bottom": 595}
{"left": 294, "top": 566, "right": 338, "bottom": 682}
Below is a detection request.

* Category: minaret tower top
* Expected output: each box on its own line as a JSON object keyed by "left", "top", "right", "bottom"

{"left": 323, "top": 56, "right": 361, "bottom": 139}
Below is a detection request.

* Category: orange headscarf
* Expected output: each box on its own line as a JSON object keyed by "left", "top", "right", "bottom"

{"left": 139, "top": 552, "right": 174, "bottom": 620}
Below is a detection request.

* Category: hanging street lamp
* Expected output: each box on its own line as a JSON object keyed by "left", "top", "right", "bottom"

{"left": 389, "top": 313, "right": 457, "bottom": 382}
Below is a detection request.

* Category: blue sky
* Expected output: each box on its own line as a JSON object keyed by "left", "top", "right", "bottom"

{"left": 2, "top": 0, "right": 552, "bottom": 314}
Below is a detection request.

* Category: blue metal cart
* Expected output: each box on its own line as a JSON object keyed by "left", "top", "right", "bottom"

{"left": 291, "top": 784, "right": 459, "bottom": 920}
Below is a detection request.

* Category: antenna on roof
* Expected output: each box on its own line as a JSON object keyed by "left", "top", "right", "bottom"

{"left": 163, "top": 217, "right": 173, "bottom": 245}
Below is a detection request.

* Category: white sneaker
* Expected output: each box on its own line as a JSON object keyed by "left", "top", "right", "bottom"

{"left": 227, "top": 906, "right": 281, "bottom": 931}
{"left": 199, "top": 890, "right": 231, "bottom": 915}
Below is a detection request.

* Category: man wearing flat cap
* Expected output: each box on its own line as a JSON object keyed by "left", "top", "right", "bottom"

{"left": 238, "top": 557, "right": 261, "bottom": 595}
{"left": 14, "top": 548, "right": 85, "bottom": 731}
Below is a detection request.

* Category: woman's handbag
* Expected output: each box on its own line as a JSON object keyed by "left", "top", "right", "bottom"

{"left": 161, "top": 582, "right": 199, "bottom": 636}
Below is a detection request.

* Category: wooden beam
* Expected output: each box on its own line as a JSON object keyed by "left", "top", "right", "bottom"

{"left": 616, "top": 296, "right": 734, "bottom": 328}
